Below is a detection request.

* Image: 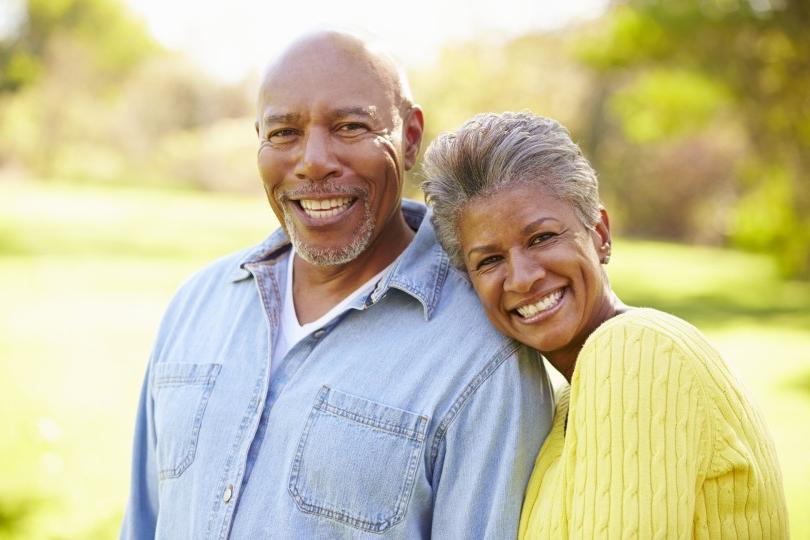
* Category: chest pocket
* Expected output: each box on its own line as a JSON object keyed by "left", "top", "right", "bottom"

{"left": 289, "top": 386, "right": 428, "bottom": 533}
{"left": 151, "top": 362, "right": 221, "bottom": 480}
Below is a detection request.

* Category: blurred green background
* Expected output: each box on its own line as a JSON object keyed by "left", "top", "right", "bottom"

{"left": 1, "top": 0, "right": 808, "bottom": 538}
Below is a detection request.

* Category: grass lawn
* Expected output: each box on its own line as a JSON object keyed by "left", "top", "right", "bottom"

{"left": 1, "top": 180, "right": 808, "bottom": 538}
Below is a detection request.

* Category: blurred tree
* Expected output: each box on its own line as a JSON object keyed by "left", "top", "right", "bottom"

{"left": 410, "top": 32, "right": 593, "bottom": 197}
{"left": 577, "top": 0, "right": 810, "bottom": 276}
{"left": 114, "top": 55, "right": 257, "bottom": 191}
{"left": 0, "top": 0, "right": 256, "bottom": 191}
{"left": 0, "top": 0, "right": 157, "bottom": 92}
{"left": 0, "top": 0, "right": 160, "bottom": 177}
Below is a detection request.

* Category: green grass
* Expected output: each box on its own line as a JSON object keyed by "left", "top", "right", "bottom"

{"left": 1, "top": 180, "right": 808, "bottom": 538}
{"left": 0, "top": 181, "right": 275, "bottom": 539}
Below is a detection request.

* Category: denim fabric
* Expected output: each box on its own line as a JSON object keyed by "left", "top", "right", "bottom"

{"left": 121, "top": 200, "right": 554, "bottom": 540}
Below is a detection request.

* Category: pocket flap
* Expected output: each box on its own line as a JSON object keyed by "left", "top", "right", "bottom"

{"left": 153, "top": 362, "right": 221, "bottom": 388}
{"left": 316, "top": 386, "right": 428, "bottom": 442}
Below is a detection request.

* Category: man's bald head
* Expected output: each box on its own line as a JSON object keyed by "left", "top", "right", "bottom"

{"left": 258, "top": 31, "right": 414, "bottom": 118}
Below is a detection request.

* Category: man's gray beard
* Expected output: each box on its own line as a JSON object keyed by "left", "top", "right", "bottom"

{"left": 283, "top": 198, "right": 375, "bottom": 266}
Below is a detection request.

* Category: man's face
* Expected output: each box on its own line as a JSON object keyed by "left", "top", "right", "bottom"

{"left": 256, "top": 46, "right": 420, "bottom": 266}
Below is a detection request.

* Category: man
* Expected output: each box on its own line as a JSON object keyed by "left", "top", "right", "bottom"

{"left": 122, "top": 31, "right": 553, "bottom": 539}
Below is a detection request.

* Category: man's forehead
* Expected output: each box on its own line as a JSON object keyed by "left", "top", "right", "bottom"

{"left": 258, "top": 63, "right": 399, "bottom": 121}
{"left": 262, "top": 57, "right": 391, "bottom": 95}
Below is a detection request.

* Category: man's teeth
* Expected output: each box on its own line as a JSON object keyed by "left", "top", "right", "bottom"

{"left": 299, "top": 197, "right": 353, "bottom": 218}
{"left": 516, "top": 289, "right": 564, "bottom": 318}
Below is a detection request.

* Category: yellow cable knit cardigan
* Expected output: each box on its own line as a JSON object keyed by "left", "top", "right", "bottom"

{"left": 519, "top": 308, "right": 788, "bottom": 539}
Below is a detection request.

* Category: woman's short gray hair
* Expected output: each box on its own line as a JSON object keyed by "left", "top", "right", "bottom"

{"left": 422, "top": 111, "right": 602, "bottom": 269}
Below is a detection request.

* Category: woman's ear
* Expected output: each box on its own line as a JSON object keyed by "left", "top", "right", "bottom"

{"left": 592, "top": 207, "right": 612, "bottom": 264}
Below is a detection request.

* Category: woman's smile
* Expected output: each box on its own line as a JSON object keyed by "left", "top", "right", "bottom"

{"left": 511, "top": 286, "right": 566, "bottom": 322}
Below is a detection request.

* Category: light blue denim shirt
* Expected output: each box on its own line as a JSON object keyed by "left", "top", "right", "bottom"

{"left": 122, "top": 200, "right": 554, "bottom": 539}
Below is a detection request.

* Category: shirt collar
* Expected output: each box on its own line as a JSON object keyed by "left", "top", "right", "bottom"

{"left": 229, "top": 199, "right": 449, "bottom": 321}
{"left": 227, "top": 231, "right": 290, "bottom": 282}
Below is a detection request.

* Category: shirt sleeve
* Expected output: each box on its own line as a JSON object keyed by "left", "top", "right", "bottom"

{"left": 120, "top": 361, "right": 160, "bottom": 540}
{"left": 430, "top": 345, "right": 554, "bottom": 539}
{"left": 561, "top": 322, "right": 714, "bottom": 540}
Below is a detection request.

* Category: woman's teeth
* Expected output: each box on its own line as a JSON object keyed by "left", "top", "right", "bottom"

{"left": 299, "top": 197, "right": 353, "bottom": 218}
{"left": 516, "top": 288, "right": 564, "bottom": 318}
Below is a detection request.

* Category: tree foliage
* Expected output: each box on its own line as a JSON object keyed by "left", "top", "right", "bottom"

{"left": 577, "top": 0, "right": 810, "bottom": 276}
{"left": 0, "top": 0, "right": 256, "bottom": 191}
{"left": 0, "top": 0, "right": 157, "bottom": 92}
{"left": 0, "top": 0, "right": 807, "bottom": 276}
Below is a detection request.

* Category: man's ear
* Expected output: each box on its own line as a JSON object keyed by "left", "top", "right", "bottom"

{"left": 402, "top": 106, "right": 424, "bottom": 171}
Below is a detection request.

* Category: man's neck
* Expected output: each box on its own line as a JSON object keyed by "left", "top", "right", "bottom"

{"left": 292, "top": 211, "right": 415, "bottom": 324}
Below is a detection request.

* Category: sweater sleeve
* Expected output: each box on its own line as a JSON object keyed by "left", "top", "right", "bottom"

{"left": 562, "top": 321, "right": 714, "bottom": 540}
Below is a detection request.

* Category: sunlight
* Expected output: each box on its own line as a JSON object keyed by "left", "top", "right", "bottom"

{"left": 124, "top": 0, "right": 609, "bottom": 80}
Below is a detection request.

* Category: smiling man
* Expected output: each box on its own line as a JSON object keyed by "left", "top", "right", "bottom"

{"left": 121, "top": 31, "right": 553, "bottom": 539}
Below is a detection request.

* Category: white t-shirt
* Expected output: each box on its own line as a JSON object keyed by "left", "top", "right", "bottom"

{"left": 270, "top": 252, "right": 391, "bottom": 378}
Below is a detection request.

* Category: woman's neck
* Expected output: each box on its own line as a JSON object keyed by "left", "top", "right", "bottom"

{"left": 545, "top": 292, "right": 630, "bottom": 383}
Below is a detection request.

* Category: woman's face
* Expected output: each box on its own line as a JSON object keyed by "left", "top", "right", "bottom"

{"left": 458, "top": 182, "right": 613, "bottom": 361}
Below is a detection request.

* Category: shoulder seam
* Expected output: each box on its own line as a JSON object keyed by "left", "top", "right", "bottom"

{"left": 428, "top": 340, "right": 522, "bottom": 469}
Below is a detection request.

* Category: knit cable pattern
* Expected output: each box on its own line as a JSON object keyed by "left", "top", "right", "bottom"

{"left": 519, "top": 308, "right": 788, "bottom": 539}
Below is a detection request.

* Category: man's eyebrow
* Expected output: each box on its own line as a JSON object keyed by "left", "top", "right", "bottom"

{"left": 262, "top": 112, "right": 300, "bottom": 126}
{"left": 332, "top": 106, "right": 377, "bottom": 120}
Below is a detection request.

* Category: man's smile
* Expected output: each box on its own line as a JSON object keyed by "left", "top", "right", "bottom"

{"left": 298, "top": 196, "right": 356, "bottom": 219}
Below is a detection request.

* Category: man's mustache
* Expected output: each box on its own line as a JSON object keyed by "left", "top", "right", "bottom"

{"left": 277, "top": 182, "right": 367, "bottom": 203}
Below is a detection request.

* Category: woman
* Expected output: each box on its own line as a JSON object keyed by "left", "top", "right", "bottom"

{"left": 422, "top": 112, "right": 788, "bottom": 539}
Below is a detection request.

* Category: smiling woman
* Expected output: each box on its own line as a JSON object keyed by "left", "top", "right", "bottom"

{"left": 422, "top": 111, "right": 789, "bottom": 539}
{"left": 457, "top": 183, "right": 617, "bottom": 380}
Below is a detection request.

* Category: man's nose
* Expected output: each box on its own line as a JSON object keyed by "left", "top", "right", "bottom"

{"left": 504, "top": 251, "right": 544, "bottom": 294}
{"left": 294, "top": 129, "right": 341, "bottom": 182}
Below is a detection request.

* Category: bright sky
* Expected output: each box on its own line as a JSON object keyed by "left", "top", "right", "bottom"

{"left": 123, "top": 0, "right": 609, "bottom": 81}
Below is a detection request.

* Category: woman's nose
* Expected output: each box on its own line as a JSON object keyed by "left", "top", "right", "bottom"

{"left": 504, "top": 251, "right": 545, "bottom": 293}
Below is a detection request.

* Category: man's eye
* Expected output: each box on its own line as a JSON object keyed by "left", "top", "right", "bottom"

{"left": 337, "top": 123, "right": 369, "bottom": 135}
{"left": 267, "top": 128, "right": 298, "bottom": 143}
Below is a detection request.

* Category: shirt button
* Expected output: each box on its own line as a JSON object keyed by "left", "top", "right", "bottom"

{"left": 313, "top": 329, "right": 326, "bottom": 339}
{"left": 230, "top": 268, "right": 251, "bottom": 281}
{"left": 223, "top": 484, "right": 234, "bottom": 503}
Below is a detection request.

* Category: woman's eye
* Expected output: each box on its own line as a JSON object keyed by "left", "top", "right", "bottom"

{"left": 476, "top": 255, "right": 501, "bottom": 270}
{"left": 530, "top": 232, "right": 555, "bottom": 246}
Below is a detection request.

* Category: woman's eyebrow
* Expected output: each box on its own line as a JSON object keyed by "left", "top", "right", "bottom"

{"left": 521, "top": 217, "right": 557, "bottom": 235}
{"left": 467, "top": 244, "right": 498, "bottom": 258}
